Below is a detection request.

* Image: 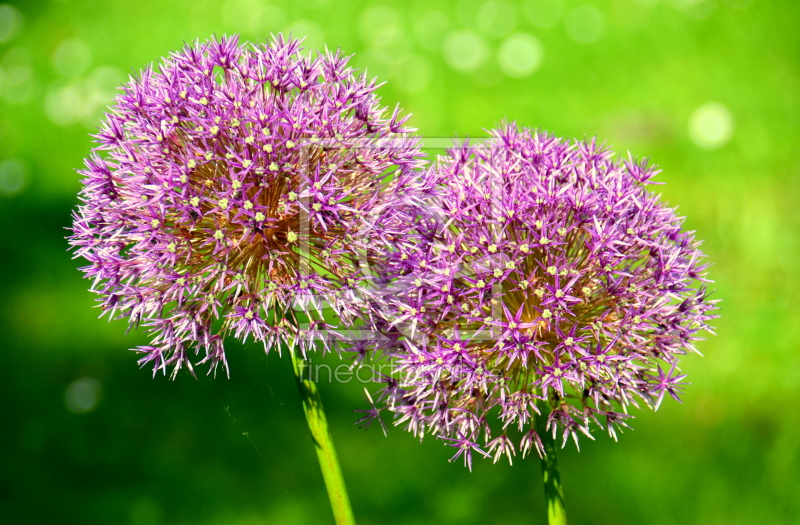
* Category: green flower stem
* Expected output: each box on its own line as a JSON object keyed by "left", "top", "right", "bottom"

{"left": 535, "top": 402, "right": 568, "bottom": 525}
{"left": 289, "top": 347, "right": 356, "bottom": 525}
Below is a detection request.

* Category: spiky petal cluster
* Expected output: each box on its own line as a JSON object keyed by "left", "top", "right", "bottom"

{"left": 370, "top": 124, "right": 717, "bottom": 468}
{"left": 69, "top": 35, "right": 426, "bottom": 377}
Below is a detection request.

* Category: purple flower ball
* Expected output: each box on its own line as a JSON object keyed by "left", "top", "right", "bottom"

{"left": 371, "top": 124, "right": 718, "bottom": 467}
{"left": 69, "top": 35, "right": 426, "bottom": 377}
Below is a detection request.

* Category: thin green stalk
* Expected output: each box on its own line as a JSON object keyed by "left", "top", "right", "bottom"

{"left": 289, "top": 347, "right": 356, "bottom": 525}
{"left": 535, "top": 402, "right": 567, "bottom": 525}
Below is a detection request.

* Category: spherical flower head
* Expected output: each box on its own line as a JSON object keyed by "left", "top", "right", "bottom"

{"left": 69, "top": 35, "right": 426, "bottom": 377}
{"left": 373, "top": 124, "right": 718, "bottom": 467}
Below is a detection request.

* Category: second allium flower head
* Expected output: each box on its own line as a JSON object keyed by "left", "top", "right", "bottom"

{"left": 369, "top": 125, "right": 717, "bottom": 467}
{"left": 70, "top": 35, "right": 427, "bottom": 376}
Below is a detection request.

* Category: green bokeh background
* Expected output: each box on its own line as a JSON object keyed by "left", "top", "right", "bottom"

{"left": 1, "top": 0, "right": 798, "bottom": 523}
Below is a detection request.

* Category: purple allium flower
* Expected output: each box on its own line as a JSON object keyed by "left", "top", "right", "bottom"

{"left": 69, "top": 35, "right": 426, "bottom": 377}
{"left": 371, "top": 124, "right": 718, "bottom": 465}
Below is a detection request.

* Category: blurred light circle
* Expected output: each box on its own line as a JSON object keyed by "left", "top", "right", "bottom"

{"left": 523, "top": 0, "right": 564, "bottom": 29}
{"left": 476, "top": 1, "right": 516, "bottom": 38}
{"left": 413, "top": 10, "right": 451, "bottom": 50}
{"left": 689, "top": 102, "right": 734, "bottom": 149}
{"left": 498, "top": 32, "right": 544, "bottom": 78}
{"left": 564, "top": 5, "right": 605, "bottom": 44}
{"left": 0, "top": 157, "right": 26, "bottom": 196}
{"left": 45, "top": 82, "right": 92, "bottom": 126}
{"left": 1, "top": 47, "right": 35, "bottom": 104}
{"left": 222, "top": 0, "right": 280, "bottom": 34}
{"left": 359, "top": 6, "right": 402, "bottom": 47}
{"left": 675, "top": 0, "right": 717, "bottom": 19}
{"left": 65, "top": 377, "right": 102, "bottom": 415}
{"left": 394, "top": 55, "right": 433, "bottom": 94}
{"left": 88, "top": 65, "right": 123, "bottom": 93}
{"left": 84, "top": 66, "right": 124, "bottom": 126}
{"left": 360, "top": 47, "right": 395, "bottom": 84}
{"left": 443, "top": 30, "right": 489, "bottom": 73}
{"left": 258, "top": 5, "right": 287, "bottom": 31}
{"left": 52, "top": 39, "right": 91, "bottom": 77}
{"left": 0, "top": 3, "right": 23, "bottom": 44}
{"left": 287, "top": 20, "right": 324, "bottom": 52}
{"left": 1, "top": 66, "right": 33, "bottom": 104}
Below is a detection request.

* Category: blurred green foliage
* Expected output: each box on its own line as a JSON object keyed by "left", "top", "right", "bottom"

{"left": 1, "top": 0, "right": 798, "bottom": 523}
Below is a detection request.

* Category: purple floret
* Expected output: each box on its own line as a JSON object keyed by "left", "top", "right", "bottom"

{"left": 69, "top": 35, "right": 430, "bottom": 377}
{"left": 371, "top": 123, "right": 718, "bottom": 465}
